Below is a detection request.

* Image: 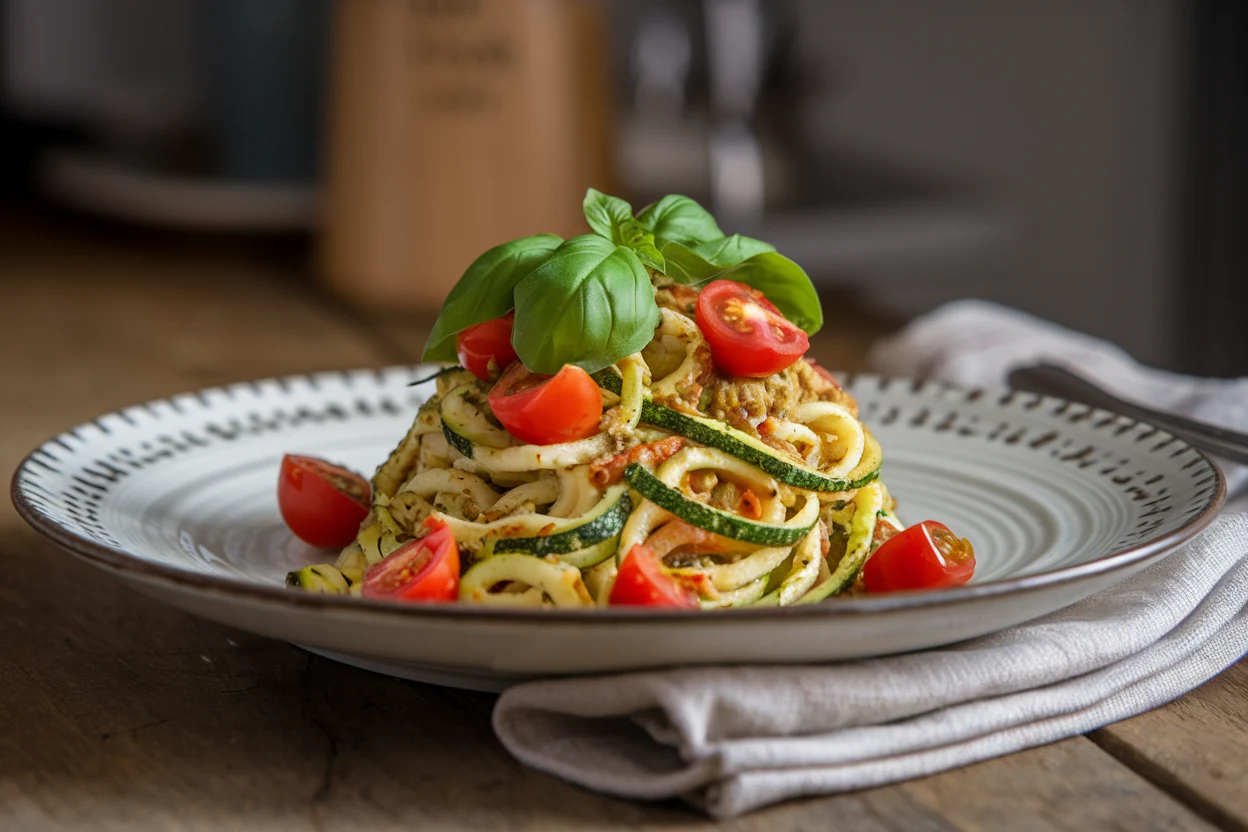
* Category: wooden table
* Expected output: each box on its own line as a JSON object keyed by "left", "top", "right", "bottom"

{"left": 2, "top": 209, "right": 1245, "bottom": 831}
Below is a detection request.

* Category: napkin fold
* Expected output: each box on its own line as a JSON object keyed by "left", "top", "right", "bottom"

{"left": 493, "top": 300, "right": 1248, "bottom": 817}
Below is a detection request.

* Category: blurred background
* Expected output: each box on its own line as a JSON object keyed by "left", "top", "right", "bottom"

{"left": 2, "top": 0, "right": 1244, "bottom": 375}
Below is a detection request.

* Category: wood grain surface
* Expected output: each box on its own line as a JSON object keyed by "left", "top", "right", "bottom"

{"left": 2, "top": 210, "right": 1244, "bottom": 831}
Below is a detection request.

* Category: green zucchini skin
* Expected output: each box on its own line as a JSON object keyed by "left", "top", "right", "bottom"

{"left": 593, "top": 371, "right": 880, "bottom": 492}
{"left": 623, "top": 463, "right": 815, "bottom": 546}
{"left": 439, "top": 384, "right": 513, "bottom": 456}
{"left": 798, "top": 483, "right": 884, "bottom": 603}
{"left": 556, "top": 536, "right": 619, "bottom": 569}
{"left": 592, "top": 368, "right": 624, "bottom": 395}
{"left": 441, "top": 419, "right": 475, "bottom": 458}
{"left": 489, "top": 487, "right": 632, "bottom": 556}
{"left": 285, "top": 564, "right": 351, "bottom": 593}
{"left": 642, "top": 404, "right": 880, "bottom": 492}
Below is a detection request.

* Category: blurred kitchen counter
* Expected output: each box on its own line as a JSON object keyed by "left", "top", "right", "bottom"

{"left": 1, "top": 207, "right": 1245, "bottom": 831}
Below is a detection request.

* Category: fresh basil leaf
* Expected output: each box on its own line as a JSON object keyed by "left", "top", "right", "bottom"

{"left": 656, "top": 242, "right": 720, "bottom": 284}
{"left": 635, "top": 194, "right": 724, "bottom": 247}
{"left": 512, "top": 235, "right": 660, "bottom": 374}
{"left": 633, "top": 244, "right": 666, "bottom": 272}
{"left": 691, "top": 234, "right": 776, "bottom": 267}
{"left": 582, "top": 188, "right": 634, "bottom": 241}
{"left": 421, "top": 234, "right": 562, "bottom": 362}
{"left": 620, "top": 220, "right": 665, "bottom": 272}
{"left": 704, "top": 252, "right": 823, "bottom": 335}
{"left": 583, "top": 189, "right": 666, "bottom": 273}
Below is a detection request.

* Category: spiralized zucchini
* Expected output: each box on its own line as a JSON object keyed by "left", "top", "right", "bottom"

{"left": 399, "top": 468, "right": 501, "bottom": 514}
{"left": 675, "top": 544, "right": 791, "bottom": 592}
{"left": 459, "top": 555, "right": 594, "bottom": 608}
{"left": 754, "top": 524, "right": 824, "bottom": 606}
{"left": 648, "top": 309, "right": 708, "bottom": 402}
{"left": 606, "top": 353, "right": 648, "bottom": 435}
{"left": 456, "top": 434, "right": 613, "bottom": 473}
{"left": 298, "top": 307, "right": 907, "bottom": 610}
{"left": 789, "top": 401, "right": 866, "bottom": 478}
{"left": 441, "top": 384, "right": 512, "bottom": 449}
{"left": 548, "top": 465, "right": 600, "bottom": 518}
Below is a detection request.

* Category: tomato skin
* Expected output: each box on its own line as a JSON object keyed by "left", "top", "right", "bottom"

{"left": 361, "top": 517, "right": 460, "bottom": 602}
{"left": 457, "top": 313, "right": 519, "bottom": 382}
{"left": 862, "top": 520, "right": 976, "bottom": 593}
{"left": 278, "top": 455, "right": 370, "bottom": 549}
{"left": 487, "top": 362, "right": 603, "bottom": 445}
{"left": 695, "top": 280, "right": 809, "bottom": 378}
{"left": 609, "top": 545, "right": 700, "bottom": 608}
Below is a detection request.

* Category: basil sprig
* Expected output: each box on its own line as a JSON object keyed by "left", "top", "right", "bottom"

{"left": 512, "top": 235, "right": 659, "bottom": 374}
{"left": 582, "top": 189, "right": 664, "bottom": 272}
{"left": 421, "top": 189, "right": 824, "bottom": 371}
{"left": 635, "top": 194, "right": 724, "bottom": 247}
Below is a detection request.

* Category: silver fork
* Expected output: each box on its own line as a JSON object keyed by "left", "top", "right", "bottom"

{"left": 1007, "top": 363, "right": 1248, "bottom": 466}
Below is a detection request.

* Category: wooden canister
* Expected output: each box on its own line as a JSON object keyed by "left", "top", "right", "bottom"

{"left": 319, "top": 0, "right": 614, "bottom": 310}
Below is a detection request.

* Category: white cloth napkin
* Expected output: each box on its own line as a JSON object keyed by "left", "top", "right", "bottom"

{"left": 492, "top": 300, "right": 1248, "bottom": 817}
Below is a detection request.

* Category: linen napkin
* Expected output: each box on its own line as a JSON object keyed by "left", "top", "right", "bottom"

{"left": 492, "top": 300, "right": 1248, "bottom": 817}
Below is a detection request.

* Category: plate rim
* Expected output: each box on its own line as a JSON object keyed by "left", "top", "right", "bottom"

{"left": 10, "top": 367, "right": 1227, "bottom": 624}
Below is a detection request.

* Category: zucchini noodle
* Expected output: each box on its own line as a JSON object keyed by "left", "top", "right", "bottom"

{"left": 617, "top": 499, "right": 672, "bottom": 563}
{"left": 455, "top": 434, "right": 613, "bottom": 473}
{"left": 460, "top": 555, "right": 594, "bottom": 607}
{"left": 701, "top": 576, "right": 768, "bottom": 609}
{"left": 648, "top": 309, "right": 708, "bottom": 402}
{"left": 483, "top": 476, "right": 559, "bottom": 518}
{"left": 292, "top": 302, "right": 917, "bottom": 609}
{"left": 548, "top": 465, "right": 599, "bottom": 518}
{"left": 677, "top": 544, "right": 791, "bottom": 592}
{"left": 599, "top": 353, "right": 648, "bottom": 436}
{"left": 789, "top": 401, "right": 866, "bottom": 478}
{"left": 398, "top": 468, "right": 500, "bottom": 513}
{"left": 753, "top": 524, "right": 824, "bottom": 606}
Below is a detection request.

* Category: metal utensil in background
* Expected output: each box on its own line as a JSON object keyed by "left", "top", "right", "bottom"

{"left": 1008, "top": 362, "right": 1248, "bottom": 466}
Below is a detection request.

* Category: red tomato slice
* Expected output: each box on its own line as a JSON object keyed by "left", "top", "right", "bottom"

{"left": 278, "top": 455, "right": 370, "bottom": 549}
{"left": 361, "top": 517, "right": 460, "bottom": 602}
{"left": 608, "top": 544, "right": 699, "bottom": 608}
{"left": 487, "top": 362, "right": 603, "bottom": 445}
{"left": 695, "top": 280, "right": 809, "bottom": 378}
{"left": 862, "top": 520, "right": 976, "bottom": 593}
{"left": 737, "top": 488, "right": 763, "bottom": 520}
{"left": 457, "top": 312, "right": 519, "bottom": 381}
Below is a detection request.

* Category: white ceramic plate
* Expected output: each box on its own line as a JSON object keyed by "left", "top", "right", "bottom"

{"left": 12, "top": 367, "right": 1224, "bottom": 691}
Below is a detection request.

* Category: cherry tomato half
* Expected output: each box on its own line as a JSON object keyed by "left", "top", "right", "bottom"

{"left": 487, "top": 362, "right": 603, "bottom": 445}
{"left": 608, "top": 544, "right": 699, "bottom": 608}
{"left": 361, "top": 516, "right": 460, "bottom": 602}
{"left": 695, "top": 280, "right": 809, "bottom": 378}
{"left": 862, "top": 520, "right": 976, "bottom": 593}
{"left": 278, "top": 455, "right": 371, "bottom": 549}
{"left": 457, "top": 312, "right": 520, "bottom": 382}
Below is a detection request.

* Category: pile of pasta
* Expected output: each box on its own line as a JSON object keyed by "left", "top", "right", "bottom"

{"left": 320, "top": 306, "right": 899, "bottom": 609}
